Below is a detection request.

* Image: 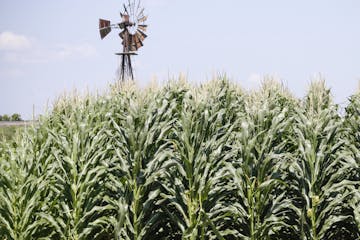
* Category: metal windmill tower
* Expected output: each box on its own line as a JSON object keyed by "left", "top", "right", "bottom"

{"left": 99, "top": 0, "right": 148, "bottom": 81}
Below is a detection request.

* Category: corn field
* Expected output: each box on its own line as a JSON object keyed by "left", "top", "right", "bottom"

{"left": 0, "top": 78, "right": 359, "bottom": 240}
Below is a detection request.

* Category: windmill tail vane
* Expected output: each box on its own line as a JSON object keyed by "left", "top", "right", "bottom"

{"left": 99, "top": 0, "right": 148, "bottom": 81}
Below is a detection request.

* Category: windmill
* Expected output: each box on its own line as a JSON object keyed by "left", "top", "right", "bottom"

{"left": 99, "top": 0, "right": 148, "bottom": 81}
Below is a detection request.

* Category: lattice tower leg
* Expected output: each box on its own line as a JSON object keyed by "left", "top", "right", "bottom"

{"left": 119, "top": 54, "right": 134, "bottom": 81}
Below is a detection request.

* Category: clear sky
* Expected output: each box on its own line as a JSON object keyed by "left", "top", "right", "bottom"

{"left": 0, "top": 0, "right": 359, "bottom": 119}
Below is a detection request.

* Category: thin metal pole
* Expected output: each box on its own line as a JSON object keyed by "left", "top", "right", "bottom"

{"left": 121, "top": 54, "right": 125, "bottom": 81}
{"left": 128, "top": 54, "right": 134, "bottom": 80}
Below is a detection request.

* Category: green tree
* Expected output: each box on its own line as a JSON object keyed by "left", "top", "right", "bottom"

{"left": 11, "top": 113, "right": 22, "bottom": 121}
{"left": 2, "top": 114, "right": 10, "bottom": 121}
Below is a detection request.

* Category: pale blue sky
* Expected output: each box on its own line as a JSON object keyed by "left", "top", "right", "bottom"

{"left": 0, "top": 0, "right": 359, "bottom": 119}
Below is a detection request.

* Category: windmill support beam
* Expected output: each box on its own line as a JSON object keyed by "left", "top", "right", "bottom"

{"left": 116, "top": 52, "right": 137, "bottom": 81}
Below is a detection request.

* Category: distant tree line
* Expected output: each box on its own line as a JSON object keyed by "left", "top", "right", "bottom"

{"left": 0, "top": 113, "right": 22, "bottom": 121}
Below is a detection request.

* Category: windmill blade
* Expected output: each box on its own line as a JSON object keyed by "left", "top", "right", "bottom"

{"left": 128, "top": 0, "right": 135, "bottom": 22}
{"left": 137, "top": 8, "right": 145, "bottom": 19}
{"left": 128, "top": 34, "right": 143, "bottom": 51}
{"left": 131, "top": 34, "right": 143, "bottom": 50}
{"left": 100, "top": 27, "right": 111, "bottom": 39}
{"left": 135, "top": 31, "right": 143, "bottom": 41}
{"left": 136, "top": 30, "right": 147, "bottom": 41}
{"left": 136, "top": 41, "right": 143, "bottom": 50}
{"left": 99, "top": 19, "right": 111, "bottom": 39}
{"left": 128, "top": 0, "right": 132, "bottom": 14}
{"left": 134, "top": 35, "right": 143, "bottom": 49}
{"left": 138, "top": 24, "right": 147, "bottom": 32}
{"left": 99, "top": 18, "right": 111, "bottom": 28}
{"left": 133, "top": 34, "right": 139, "bottom": 43}
{"left": 137, "top": 15, "right": 148, "bottom": 23}
{"left": 123, "top": 4, "right": 129, "bottom": 14}
{"left": 136, "top": 0, "right": 141, "bottom": 15}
